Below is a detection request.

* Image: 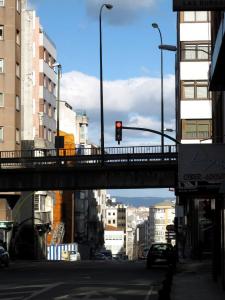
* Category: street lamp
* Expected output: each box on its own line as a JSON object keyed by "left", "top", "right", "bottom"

{"left": 99, "top": 3, "right": 113, "bottom": 163}
{"left": 152, "top": 23, "right": 164, "bottom": 153}
{"left": 152, "top": 23, "right": 178, "bottom": 153}
{"left": 52, "top": 63, "right": 64, "bottom": 152}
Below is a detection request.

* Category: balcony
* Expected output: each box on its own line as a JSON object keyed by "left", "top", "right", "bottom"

{"left": 34, "top": 211, "right": 51, "bottom": 225}
{"left": 0, "top": 208, "right": 12, "bottom": 222}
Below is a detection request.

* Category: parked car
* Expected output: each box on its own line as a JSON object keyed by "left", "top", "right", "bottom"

{"left": 146, "top": 243, "right": 176, "bottom": 269}
{"left": 99, "top": 250, "right": 112, "bottom": 260}
{"left": 69, "top": 250, "right": 81, "bottom": 262}
{"left": 93, "top": 252, "right": 108, "bottom": 260}
{"left": 0, "top": 246, "right": 9, "bottom": 267}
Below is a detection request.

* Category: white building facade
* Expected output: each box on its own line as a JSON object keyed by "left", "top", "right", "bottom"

{"left": 177, "top": 11, "right": 211, "bottom": 143}
{"left": 149, "top": 201, "right": 175, "bottom": 245}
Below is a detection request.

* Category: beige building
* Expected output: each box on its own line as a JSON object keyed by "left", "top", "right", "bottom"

{"left": 0, "top": 0, "right": 23, "bottom": 248}
{"left": 0, "top": 0, "right": 22, "bottom": 151}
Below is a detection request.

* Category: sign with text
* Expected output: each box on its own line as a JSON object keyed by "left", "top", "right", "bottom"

{"left": 173, "top": 0, "right": 225, "bottom": 11}
{"left": 178, "top": 144, "right": 225, "bottom": 184}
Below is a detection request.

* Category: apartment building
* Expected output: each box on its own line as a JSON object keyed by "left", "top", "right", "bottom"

{"left": 176, "top": 10, "right": 213, "bottom": 258}
{"left": 177, "top": 11, "right": 211, "bottom": 143}
{"left": 126, "top": 206, "right": 149, "bottom": 260}
{"left": 104, "top": 225, "right": 124, "bottom": 258}
{"left": 209, "top": 10, "right": 225, "bottom": 290}
{"left": 21, "top": 9, "right": 57, "bottom": 149}
{"left": 4, "top": 6, "right": 58, "bottom": 259}
{"left": 0, "top": 0, "right": 23, "bottom": 250}
{"left": 149, "top": 200, "right": 175, "bottom": 245}
{"left": 0, "top": 0, "right": 22, "bottom": 151}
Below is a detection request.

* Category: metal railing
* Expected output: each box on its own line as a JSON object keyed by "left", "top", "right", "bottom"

{"left": 0, "top": 145, "right": 178, "bottom": 169}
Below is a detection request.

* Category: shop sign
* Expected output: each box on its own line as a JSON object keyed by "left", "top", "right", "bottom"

{"left": 0, "top": 221, "right": 13, "bottom": 229}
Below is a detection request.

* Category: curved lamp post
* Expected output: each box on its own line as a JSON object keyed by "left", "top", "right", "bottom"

{"left": 99, "top": 3, "right": 113, "bottom": 163}
{"left": 52, "top": 62, "right": 63, "bottom": 154}
{"left": 152, "top": 23, "right": 164, "bottom": 153}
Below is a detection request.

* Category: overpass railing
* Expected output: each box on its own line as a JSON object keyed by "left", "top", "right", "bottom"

{"left": 0, "top": 145, "right": 178, "bottom": 169}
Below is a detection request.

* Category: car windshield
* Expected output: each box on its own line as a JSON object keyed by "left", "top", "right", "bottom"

{"left": 151, "top": 244, "right": 171, "bottom": 251}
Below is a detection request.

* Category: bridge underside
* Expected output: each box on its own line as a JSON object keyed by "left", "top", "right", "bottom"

{"left": 0, "top": 162, "right": 177, "bottom": 191}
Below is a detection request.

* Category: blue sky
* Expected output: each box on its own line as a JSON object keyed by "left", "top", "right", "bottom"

{"left": 29, "top": 0, "right": 177, "bottom": 198}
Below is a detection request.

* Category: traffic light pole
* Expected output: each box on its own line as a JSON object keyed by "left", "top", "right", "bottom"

{"left": 121, "top": 126, "right": 180, "bottom": 144}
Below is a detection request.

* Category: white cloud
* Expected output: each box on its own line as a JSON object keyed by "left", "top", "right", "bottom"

{"left": 61, "top": 71, "right": 175, "bottom": 146}
{"left": 85, "top": 0, "right": 160, "bottom": 25}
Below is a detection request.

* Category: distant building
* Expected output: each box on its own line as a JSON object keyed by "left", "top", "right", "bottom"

{"left": 104, "top": 225, "right": 124, "bottom": 258}
{"left": 149, "top": 200, "right": 175, "bottom": 245}
{"left": 126, "top": 206, "right": 149, "bottom": 260}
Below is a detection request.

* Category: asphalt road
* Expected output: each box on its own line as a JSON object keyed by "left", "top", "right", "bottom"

{"left": 0, "top": 260, "right": 167, "bottom": 300}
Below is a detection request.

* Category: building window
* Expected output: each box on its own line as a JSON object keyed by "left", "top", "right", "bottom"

{"left": 43, "top": 48, "right": 47, "bottom": 61}
{"left": 181, "top": 81, "right": 210, "bottom": 100}
{"left": 16, "top": 128, "right": 20, "bottom": 144}
{"left": 181, "top": 42, "right": 211, "bottom": 61}
{"left": 16, "top": 29, "right": 20, "bottom": 45}
{"left": 48, "top": 129, "right": 52, "bottom": 142}
{"left": 0, "top": 1, "right": 4, "bottom": 7}
{"left": 16, "top": 62, "right": 20, "bottom": 78}
{"left": 48, "top": 104, "right": 52, "bottom": 117}
{"left": 43, "top": 126, "right": 47, "bottom": 140}
{"left": 0, "top": 59, "right": 4, "bottom": 73}
{"left": 0, "top": 127, "right": 3, "bottom": 142}
{"left": 108, "top": 220, "right": 111, "bottom": 224}
{"left": 0, "top": 92, "right": 4, "bottom": 107}
{"left": 43, "top": 75, "right": 48, "bottom": 88}
{"left": 43, "top": 100, "right": 47, "bottom": 113}
{"left": 48, "top": 79, "right": 52, "bottom": 92}
{"left": 16, "top": 95, "right": 20, "bottom": 111}
{"left": 182, "top": 119, "right": 212, "bottom": 140}
{"left": 33, "top": 98, "right": 35, "bottom": 114}
{"left": 182, "top": 11, "right": 210, "bottom": 22}
{"left": 0, "top": 25, "right": 4, "bottom": 40}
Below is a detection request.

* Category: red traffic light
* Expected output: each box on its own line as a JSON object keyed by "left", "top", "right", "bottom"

{"left": 116, "top": 121, "right": 122, "bottom": 128}
{"left": 115, "top": 121, "right": 122, "bottom": 144}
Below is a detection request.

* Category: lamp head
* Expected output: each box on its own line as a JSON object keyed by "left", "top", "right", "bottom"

{"left": 52, "top": 62, "right": 61, "bottom": 68}
{"left": 152, "top": 23, "right": 159, "bottom": 29}
{"left": 105, "top": 4, "right": 113, "bottom": 9}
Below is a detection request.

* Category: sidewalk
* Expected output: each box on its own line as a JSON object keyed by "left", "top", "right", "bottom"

{"left": 171, "top": 259, "right": 225, "bottom": 300}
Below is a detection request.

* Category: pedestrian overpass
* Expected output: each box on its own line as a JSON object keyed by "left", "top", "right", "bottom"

{"left": 0, "top": 145, "right": 178, "bottom": 191}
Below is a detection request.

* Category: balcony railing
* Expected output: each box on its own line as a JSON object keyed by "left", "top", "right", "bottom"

{"left": 34, "top": 211, "right": 51, "bottom": 225}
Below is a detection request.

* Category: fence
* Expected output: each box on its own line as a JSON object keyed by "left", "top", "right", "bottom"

{"left": 47, "top": 243, "right": 78, "bottom": 260}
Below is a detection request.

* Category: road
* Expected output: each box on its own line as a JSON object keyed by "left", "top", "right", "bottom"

{"left": 0, "top": 260, "right": 167, "bottom": 300}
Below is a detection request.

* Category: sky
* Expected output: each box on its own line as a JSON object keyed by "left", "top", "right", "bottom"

{"left": 28, "top": 0, "right": 177, "bottom": 198}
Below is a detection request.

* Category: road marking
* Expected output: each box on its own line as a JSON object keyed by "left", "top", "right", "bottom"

{"left": 144, "top": 286, "right": 158, "bottom": 300}
{"left": 23, "top": 282, "right": 64, "bottom": 300}
{"left": 54, "top": 291, "right": 117, "bottom": 300}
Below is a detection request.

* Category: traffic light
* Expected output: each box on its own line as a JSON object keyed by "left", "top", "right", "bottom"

{"left": 115, "top": 121, "right": 122, "bottom": 144}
